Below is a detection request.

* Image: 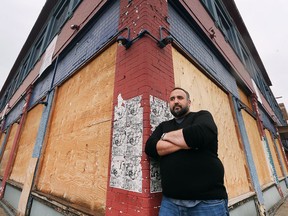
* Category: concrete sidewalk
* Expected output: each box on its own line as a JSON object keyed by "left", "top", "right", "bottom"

{"left": 274, "top": 196, "right": 288, "bottom": 216}
{"left": 0, "top": 198, "right": 287, "bottom": 216}
{"left": 0, "top": 208, "right": 7, "bottom": 216}
{"left": 0, "top": 201, "right": 12, "bottom": 216}
{"left": 0, "top": 203, "right": 8, "bottom": 216}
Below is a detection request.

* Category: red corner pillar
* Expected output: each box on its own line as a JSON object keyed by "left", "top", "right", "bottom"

{"left": 106, "top": 0, "right": 174, "bottom": 215}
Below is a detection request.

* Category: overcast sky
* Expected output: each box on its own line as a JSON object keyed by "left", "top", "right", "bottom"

{"left": 0, "top": 1, "right": 287, "bottom": 109}
{"left": 234, "top": 0, "right": 288, "bottom": 108}
{"left": 0, "top": 1, "right": 46, "bottom": 91}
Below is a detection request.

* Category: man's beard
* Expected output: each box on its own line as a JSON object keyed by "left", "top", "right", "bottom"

{"left": 170, "top": 105, "right": 189, "bottom": 118}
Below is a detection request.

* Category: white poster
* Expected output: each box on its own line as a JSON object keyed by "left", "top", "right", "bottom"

{"left": 149, "top": 95, "right": 173, "bottom": 193}
{"left": 110, "top": 94, "right": 143, "bottom": 193}
{"left": 252, "top": 79, "right": 263, "bottom": 104}
{"left": 39, "top": 35, "right": 58, "bottom": 76}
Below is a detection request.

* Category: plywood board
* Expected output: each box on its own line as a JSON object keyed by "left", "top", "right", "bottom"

{"left": 172, "top": 48, "right": 251, "bottom": 199}
{"left": 9, "top": 105, "right": 43, "bottom": 184}
{"left": 0, "top": 132, "right": 4, "bottom": 146}
{"left": 0, "top": 124, "right": 18, "bottom": 176}
{"left": 17, "top": 157, "right": 38, "bottom": 215}
{"left": 242, "top": 111, "right": 272, "bottom": 186}
{"left": 237, "top": 87, "right": 252, "bottom": 110}
{"left": 0, "top": 132, "right": 5, "bottom": 157}
{"left": 35, "top": 44, "right": 116, "bottom": 212}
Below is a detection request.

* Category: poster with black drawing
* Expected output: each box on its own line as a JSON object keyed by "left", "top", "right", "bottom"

{"left": 149, "top": 95, "right": 173, "bottom": 193}
{"left": 110, "top": 94, "right": 143, "bottom": 193}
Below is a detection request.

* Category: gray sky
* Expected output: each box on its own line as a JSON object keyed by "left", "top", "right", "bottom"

{"left": 0, "top": 1, "right": 46, "bottom": 91}
{"left": 234, "top": 0, "right": 288, "bottom": 108}
{"left": 0, "top": 1, "right": 287, "bottom": 110}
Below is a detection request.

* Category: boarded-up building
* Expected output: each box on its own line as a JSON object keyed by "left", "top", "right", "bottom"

{"left": 0, "top": 0, "right": 287, "bottom": 215}
{"left": 278, "top": 103, "right": 288, "bottom": 159}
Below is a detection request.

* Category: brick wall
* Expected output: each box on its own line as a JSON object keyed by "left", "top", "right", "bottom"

{"left": 106, "top": 0, "right": 174, "bottom": 215}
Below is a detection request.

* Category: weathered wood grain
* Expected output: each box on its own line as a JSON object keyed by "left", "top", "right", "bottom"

{"left": 35, "top": 44, "right": 116, "bottom": 212}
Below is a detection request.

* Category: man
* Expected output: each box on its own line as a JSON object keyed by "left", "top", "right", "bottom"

{"left": 145, "top": 87, "right": 229, "bottom": 216}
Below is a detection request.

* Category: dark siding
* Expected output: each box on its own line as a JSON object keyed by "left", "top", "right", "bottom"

{"left": 5, "top": 99, "right": 25, "bottom": 129}
{"left": 259, "top": 106, "right": 277, "bottom": 135}
{"left": 29, "top": 67, "right": 54, "bottom": 107}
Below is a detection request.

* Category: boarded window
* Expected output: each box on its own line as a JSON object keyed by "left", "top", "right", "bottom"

{"left": 0, "top": 124, "right": 18, "bottom": 176}
{"left": 35, "top": 44, "right": 117, "bottom": 212}
{"left": 242, "top": 111, "right": 272, "bottom": 186}
{"left": 9, "top": 105, "right": 43, "bottom": 184}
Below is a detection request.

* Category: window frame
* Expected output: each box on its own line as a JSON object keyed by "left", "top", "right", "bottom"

{"left": 201, "top": 0, "right": 241, "bottom": 55}
{"left": 30, "top": 29, "right": 46, "bottom": 67}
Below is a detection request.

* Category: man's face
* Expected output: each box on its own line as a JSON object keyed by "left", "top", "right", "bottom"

{"left": 169, "top": 89, "right": 191, "bottom": 118}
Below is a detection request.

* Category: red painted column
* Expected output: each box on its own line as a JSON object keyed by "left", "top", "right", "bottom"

{"left": 0, "top": 86, "right": 33, "bottom": 199}
{"left": 106, "top": 0, "right": 174, "bottom": 215}
{"left": 251, "top": 93, "right": 265, "bottom": 137}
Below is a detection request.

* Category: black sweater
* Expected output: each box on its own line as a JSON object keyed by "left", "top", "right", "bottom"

{"left": 145, "top": 110, "right": 228, "bottom": 200}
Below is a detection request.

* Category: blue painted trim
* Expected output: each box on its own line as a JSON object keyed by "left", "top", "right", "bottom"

{"left": 29, "top": 68, "right": 54, "bottom": 108}
{"left": 263, "top": 136, "right": 279, "bottom": 184}
{"left": 5, "top": 99, "right": 25, "bottom": 130}
{"left": 32, "top": 90, "right": 55, "bottom": 158}
{"left": 259, "top": 107, "right": 276, "bottom": 135}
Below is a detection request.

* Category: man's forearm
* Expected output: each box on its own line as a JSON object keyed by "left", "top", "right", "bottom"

{"left": 156, "top": 140, "right": 182, "bottom": 156}
{"left": 162, "top": 129, "right": 190, "bottom": 149}
{"left": 156, "top": 129, "right": 190, "bottom": 156}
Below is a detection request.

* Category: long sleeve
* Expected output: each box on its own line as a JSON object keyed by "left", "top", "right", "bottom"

{"left": 182, "top": 110, "right": 218, "bottom": 151}
{"left": 145, "top": 123, "right": 163, "bottom": 159}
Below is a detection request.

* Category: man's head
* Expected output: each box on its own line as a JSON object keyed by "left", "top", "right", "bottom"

{"left": 169, "top": 87, "right": 191, "bottom": 118}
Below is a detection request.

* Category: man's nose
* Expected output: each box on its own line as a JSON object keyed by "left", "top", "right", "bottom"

{"left": 173, "top": 101, "right": 180, "bottom": 107}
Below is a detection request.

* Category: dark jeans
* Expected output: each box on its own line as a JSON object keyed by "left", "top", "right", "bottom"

{"left": 159, "top": 196, "right": 229, "bottom": 216}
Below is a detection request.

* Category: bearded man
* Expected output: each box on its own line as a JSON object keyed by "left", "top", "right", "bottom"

{"left": 145, "top": 87, "right": 229, "bottom": 216}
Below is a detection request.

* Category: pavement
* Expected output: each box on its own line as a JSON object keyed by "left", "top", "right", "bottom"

{"left": 274, "top": 196, "right": 288, "bottom": 216}
{"left": 0, "top": 208, "right": 7, "bottom": 216}
{"left": 0, "top": 203, "right": 8, "bottom": 216}
{"left": 0, "top": 197, "right": 286, "bottom": 216}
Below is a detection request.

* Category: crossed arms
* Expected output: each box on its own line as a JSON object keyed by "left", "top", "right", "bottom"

{"left": 156, "top": 129, "right": 190, "bottom": 156}
{"left": 145, "top": 111, "right": 218, "bottom": 159}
